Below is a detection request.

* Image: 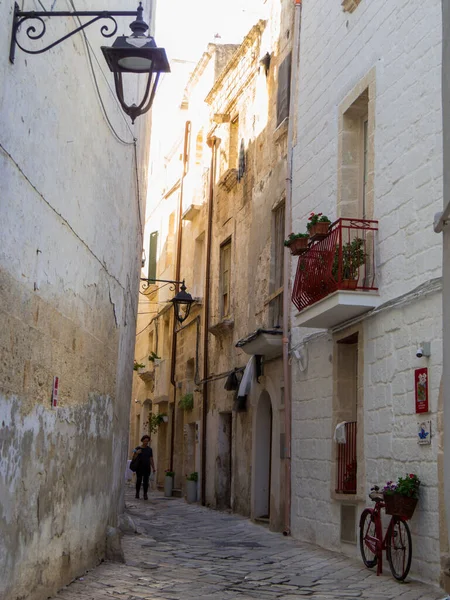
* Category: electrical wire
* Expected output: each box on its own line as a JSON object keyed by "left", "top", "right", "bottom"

{"left": 69, "top": 1, "right": 135, "bottom": 146}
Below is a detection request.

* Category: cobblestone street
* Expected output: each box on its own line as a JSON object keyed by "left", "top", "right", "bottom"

{"left": 52, "top": 488, "right": 446, "bottom": 600}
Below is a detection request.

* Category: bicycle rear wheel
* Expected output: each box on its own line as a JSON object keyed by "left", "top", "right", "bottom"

{"left": 386, "top": 517, "right": 412, "bottom": 581}
{"left": 359, "top": 509, "right": 378, "bottom": 568}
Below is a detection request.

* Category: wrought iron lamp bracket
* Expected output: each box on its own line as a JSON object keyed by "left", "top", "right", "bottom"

{"left": 9, "top": 2, "right": 138, "bottom": 64}
{"left": 140, "top": 278, "right": 184, "bottom": 292}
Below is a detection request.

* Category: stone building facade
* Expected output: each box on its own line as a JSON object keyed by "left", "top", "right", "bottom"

{"left": 290, "top": 0, "right": 444, "bottom": 584}
{"left": 131, "top": 0, "right": 295, "bottom": 531}
{"left": 0, "top": 3, "right": 153, "bottom": 598}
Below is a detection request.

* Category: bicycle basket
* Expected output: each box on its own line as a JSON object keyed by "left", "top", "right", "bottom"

{"left": 384, "top": 493, "right": 417, "bottom": 519}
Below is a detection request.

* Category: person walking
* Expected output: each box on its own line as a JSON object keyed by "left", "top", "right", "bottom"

{"left": 132, "top": 435, "right": 155, "bottom": 500}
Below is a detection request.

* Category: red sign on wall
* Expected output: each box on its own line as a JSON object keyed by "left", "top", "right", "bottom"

{"left": 52, "top": 376, "right": 59, "bottom": 408}
{"left": 415, "top": 368, "right": 429, "bottom": 414}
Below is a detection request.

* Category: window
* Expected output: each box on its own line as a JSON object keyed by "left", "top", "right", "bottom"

{"left": 269, "top": 202, "right": 285, "bottom": 327}
{"left": 193, "top": 233, "right": 205, "bottom": 298}
{"left": 148, "top": 231, "right": 158, "bottom": 282}
{"left": 334, "top": 332, "right": 359, "bottom": 495}
{"left": 220, "top": 240, "right": 232, "bottom": 318}
{"left": 339, "top": 87, "right": 372, "bottom": 218}
{"left": 276, "top": 53, "right": 292, "bottom": 127}
{"left": 229, "top": 117, "right": 239, "bottom": 169}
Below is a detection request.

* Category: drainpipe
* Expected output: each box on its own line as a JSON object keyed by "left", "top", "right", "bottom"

{"left": 282, "top": 0, "right": 302, "bottom": 537}
{"left": 201, "top": 135, "right": 218, "bottom": 505}
{"left": 169, "top": 120, "right": 191, "bottom": 473}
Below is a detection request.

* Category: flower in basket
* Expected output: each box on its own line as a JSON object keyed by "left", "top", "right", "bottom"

{"left": 306, "top": 212, "right": 331, "bottom": 232}
{"left": 383, "top": 474, "right": 420, "bottom": 519}
{"left": 165, "top": 469, "right": 175, "bottom": 478}
{"left": 383, "top": 474, "right": 420, "bottom": 499}
{"left": 284, "top": 232, "right": 309, "bottom": 247}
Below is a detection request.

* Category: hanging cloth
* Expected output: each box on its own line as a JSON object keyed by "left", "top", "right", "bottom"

{"left": 334, "top": 422, "right": 347, "bottom": 444}
{"left": 237, "top": 356, "right": 255, "bottom": 400}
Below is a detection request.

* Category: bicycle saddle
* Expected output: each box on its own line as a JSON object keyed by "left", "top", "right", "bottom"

{"left": 369, "top": 485, "right": 383, "bottom": 501}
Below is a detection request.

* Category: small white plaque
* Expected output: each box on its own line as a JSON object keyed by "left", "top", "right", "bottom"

{"left": 417, "top": 420, "right": 431, "bottom": 445}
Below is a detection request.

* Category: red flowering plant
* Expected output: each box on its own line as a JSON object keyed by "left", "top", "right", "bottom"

{"left": 306, "top": 212, "right": 331, "bottom": 231}
{"left": 383, "top": 473, "right": 420, "bottom": 499}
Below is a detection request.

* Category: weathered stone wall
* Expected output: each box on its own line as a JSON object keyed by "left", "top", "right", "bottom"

{"left": 290, "top": 0, "right": 443, "bottom": 582}
{"left": 0, "top": 2, "right": 150, "bottom": 597}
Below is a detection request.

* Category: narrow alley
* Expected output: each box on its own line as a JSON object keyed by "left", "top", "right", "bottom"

{"left": 52, "top": 488, "right": 444, "bottom": 600}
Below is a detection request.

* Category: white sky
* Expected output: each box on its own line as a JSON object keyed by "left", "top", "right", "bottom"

{"left": 154, "top": 0, "right": 267, "bottom": 62}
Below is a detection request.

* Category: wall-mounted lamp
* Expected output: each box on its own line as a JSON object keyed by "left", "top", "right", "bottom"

{"left": 9, "top": 2, "right": 170, "bottom": 123}
{"left": 416, "top": 342, "right": 431, "bottom": 359}
{"left": 140, "top": 277, "right": 194, "bottom": 324}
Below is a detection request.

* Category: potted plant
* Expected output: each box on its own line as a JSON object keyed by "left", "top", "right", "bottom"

{"left": 186, "top": 472, "right": 198, "bottom": 503}
{"left": 164, "top": 470, "right": 175, "bottom": 497}
{"left": 144, "top": 413, "right": 167, "bottom": 434}
{"left": 148, "top": 351, "right": 161, "bottom": 362}
{"left": 133, "top": 360, "right": 145, "bottom": 372}
{"left": 284, "top": 232, "right": 309, "bottom": 255}
{"left": 179, "top": 392, "right": 194, "bottom": 411}
{"left": 332, "top": 238, "right": 366, "bottom": 289}
{"left": 306, "top": 212, "right": 331, "bottom": 239}
{"left": 383, "top": 473, "right": 420, "bottom": 519}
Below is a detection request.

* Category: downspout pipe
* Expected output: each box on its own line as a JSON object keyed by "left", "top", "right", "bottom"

{"left": 169, "top": 120, "right": 191, "bottom": 473}
{"left": 282, "top": 0, "right": 302, "bottom": 537}
{"left": 201, "top": 135, "right": 218, "bottom": 505}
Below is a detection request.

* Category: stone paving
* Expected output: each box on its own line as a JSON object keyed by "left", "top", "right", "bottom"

{"left": 52, "top": 488, "right": 446, "bottom": 600}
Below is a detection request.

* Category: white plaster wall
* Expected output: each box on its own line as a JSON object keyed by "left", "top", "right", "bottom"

{"left": 290, "top": 0, "right": 443, "bottom": 584}
{"left": 291, "top": 0, "right": 442, "bottom": 301}
{"left": 0, "top": 2, "right": 152, "bottom": 598}
{"left": 291, "top": 294, "right": 442, "bottom": 582}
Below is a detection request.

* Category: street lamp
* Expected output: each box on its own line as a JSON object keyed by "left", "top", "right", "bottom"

{"left": 141, "top": 278, "right": 194, "bottom": 325}
{"left": 9, "top": 2, "right": 170, "bottom": 123}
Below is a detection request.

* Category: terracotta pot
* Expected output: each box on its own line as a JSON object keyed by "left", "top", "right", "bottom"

{"left": 341, "top": 278, "right": 358, "bottom": 290}
{"left": 384, "top": 493, "right": 418, "bottom": 519}
{"left": 287, "top": 236, "right": 309, "bottom": 255}
{"left": 309, "top": 222, "right": 330, "bottom": 238}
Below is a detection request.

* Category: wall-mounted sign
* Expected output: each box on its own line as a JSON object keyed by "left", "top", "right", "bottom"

{"left": 418, "top": 420, "right": 431, "bottom": 445}
{"left": 415, "top": 367, "right": 429, "bottom": 414}
{"left": 52, "top": 376, "right": 59, "bottom": 408}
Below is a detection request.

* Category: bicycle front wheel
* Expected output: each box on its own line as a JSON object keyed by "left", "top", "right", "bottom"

{"left": 359, "top": 509, "right": 378, "bottom": 569}
{"left": 386, "top": 517, "right": 412, "bottom": 581}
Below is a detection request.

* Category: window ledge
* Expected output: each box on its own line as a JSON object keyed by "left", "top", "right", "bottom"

{"left": 341, "top": 0, "right": 362, "bottom": 13}
{"left": 218, "top": 168, "right": 238, "bottom": 192}
{"left": 273, "top": 118, "right": 289, "bottom": 143}
{"left": 209, "top": 318, "right": 234, "bottom": 337}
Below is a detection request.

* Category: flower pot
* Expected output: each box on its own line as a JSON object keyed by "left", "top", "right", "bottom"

{"left": 287, "top": 237, "right": 309, "bottom": 255}
{"left": 341, "top": 278, "right": 358, "bottom": 290}
{"left": 384, "top": 493, "right": 418, "bottom": 519}
{"left": 164, "top": 475, "right": 173, "bottom": 497}
{"left": 186, "top": 479, "right": 197, "bottom": 503}
{"left": 309, "top": 222, "right": 330, "bottom": 240}
{"left": 162, "top": 415, "right": 169, "bottom": 423}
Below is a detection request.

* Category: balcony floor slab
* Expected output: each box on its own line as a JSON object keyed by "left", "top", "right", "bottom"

{"left": 294, "top": 290, "right": 380, "bottom": 329}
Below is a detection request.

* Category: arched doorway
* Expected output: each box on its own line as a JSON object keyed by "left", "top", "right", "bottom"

{"left": 254, "top": 391, "right": 273, "bottom": 519}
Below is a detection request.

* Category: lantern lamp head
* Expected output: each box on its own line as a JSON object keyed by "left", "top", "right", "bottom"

{"left": 170, "top": 281, "right": 194, "bottom": 324}
{"left": 101, "top": 2, "right": 170, "bottom": 123}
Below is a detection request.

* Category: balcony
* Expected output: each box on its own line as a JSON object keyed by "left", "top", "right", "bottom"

{"left": 292, "top": 218, "right": 380, "bottom": 329}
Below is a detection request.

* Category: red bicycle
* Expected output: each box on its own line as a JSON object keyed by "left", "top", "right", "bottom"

{"left": 360, "top": 486, "right": 412, "bottom": 581}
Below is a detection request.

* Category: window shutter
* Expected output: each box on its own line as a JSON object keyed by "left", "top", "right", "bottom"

{"left": 276, "top": 53, "right": 292, "bottom": 126}
{"left": 148, "top": 231, "right": 158, "bottom": 282}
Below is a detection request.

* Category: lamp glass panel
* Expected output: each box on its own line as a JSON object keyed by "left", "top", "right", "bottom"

{"left": 117, "top": 56, "right": 153, "bottom": 72}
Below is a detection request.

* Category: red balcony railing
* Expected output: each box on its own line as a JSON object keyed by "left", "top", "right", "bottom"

{"left": 292, "top": 218, "right": 378, "bottom": 313}
{"left": 336, "top": 421, "right": 357, "bottom": 494}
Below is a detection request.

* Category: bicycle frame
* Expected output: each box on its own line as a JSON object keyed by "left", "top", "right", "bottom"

{"left": 362, "top": 500, "right": 397, "bottom": 576}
